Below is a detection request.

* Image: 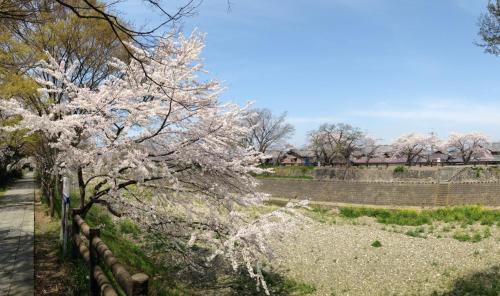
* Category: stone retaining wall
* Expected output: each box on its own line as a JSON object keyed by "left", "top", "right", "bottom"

{"left": 258, "top": 179, "right": 500, "bottom": 207}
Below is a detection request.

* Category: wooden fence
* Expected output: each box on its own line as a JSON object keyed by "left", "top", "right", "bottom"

{"left": 70, "top": 209, "right": 149, "bottom": 296}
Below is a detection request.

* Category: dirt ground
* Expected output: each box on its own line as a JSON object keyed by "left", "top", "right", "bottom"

{"left": 34, "top": 192, "right": 73, "bottom": 296}
{"left": 271, "top": 215, "right": 500, "bottom": 296}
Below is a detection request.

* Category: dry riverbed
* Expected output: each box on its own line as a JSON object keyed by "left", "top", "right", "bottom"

{"left": 270, "top": 210, "right": 500, "bottom": 296}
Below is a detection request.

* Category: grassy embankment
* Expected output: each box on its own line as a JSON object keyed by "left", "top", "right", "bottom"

{"left": 52, "top": 187, "right": 187, "bottom": 295}
{"left": 63, "top": 188, "right": 317, "bottom": 295}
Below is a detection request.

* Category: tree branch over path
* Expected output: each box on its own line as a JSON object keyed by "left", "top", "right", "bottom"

{"left": 0, "top": 31, "right": 306, "bottom": 294}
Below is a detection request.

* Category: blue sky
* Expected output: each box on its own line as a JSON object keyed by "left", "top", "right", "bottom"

{"left": 118, "top": 0, "right": 500, "bottom": 146}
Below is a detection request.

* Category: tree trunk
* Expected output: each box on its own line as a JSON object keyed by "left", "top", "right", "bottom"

{"left": 48, "top": 174, "right": 61, "bottom": 217}
{"left": 78, "top": 168, "right": 85, "bottom": 209}
{"left": 48, "top": 179, "right": 55, "bottom": 217}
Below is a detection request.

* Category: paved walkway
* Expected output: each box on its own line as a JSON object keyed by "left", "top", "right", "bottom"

{"left": 0, "top": 176, "right": 35, "bottom": 296}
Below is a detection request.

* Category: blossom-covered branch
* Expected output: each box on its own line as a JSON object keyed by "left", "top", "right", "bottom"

{"left": 0, "top": 30, "right": 307, "bottom": 294}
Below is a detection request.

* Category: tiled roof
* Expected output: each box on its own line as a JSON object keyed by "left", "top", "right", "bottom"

{"left": 352, "top": 157, "right": 407, "bottom": 164}
{"left": 290, "top": 149, "right": 316, "bottom": 158}
{"left": 487, "top": 142, "right": 500, "bottom": 153}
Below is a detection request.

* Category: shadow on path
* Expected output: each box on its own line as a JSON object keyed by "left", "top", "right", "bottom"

{"left": 0, "top": 176, "right": 35, "bottom": 296}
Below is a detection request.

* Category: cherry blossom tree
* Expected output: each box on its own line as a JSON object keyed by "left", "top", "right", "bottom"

{"left": 391, "top": 133, "right": 440, "bottom": 166}
{"left": 359, "top": 136, "right": 383, "bottom": 165}
{"left": 308, "top": 123, "right": 365, "bottom": 166}
{"left": 0, "top": 112, "right": 32, "bottom": 181}
{"left": 446, "top": 132, "right": 492, "bottom": 164}
{"left": 0, "top": 31, "right": 306, "bottom": 294}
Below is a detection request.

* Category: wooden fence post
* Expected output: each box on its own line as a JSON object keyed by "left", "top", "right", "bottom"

{"left": 89, "top": 228, "right": 101, "bottom": 296}
{"left": 131, "top": 273, "right": 149, "bottom": 296}
{"left": 71, "top": 214, "right": 149, "bottom": 296}
{"left": 70, "top": 209, "right": 81, "bottom": 259}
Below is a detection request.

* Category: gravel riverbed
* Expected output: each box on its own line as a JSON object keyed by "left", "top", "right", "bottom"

{"left": 271, "top": 217, "right": 500, "bottom": 296}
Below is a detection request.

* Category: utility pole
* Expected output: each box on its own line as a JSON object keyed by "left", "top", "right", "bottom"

{"left": 61, "top": 176, "right": 70, "bottom": 257}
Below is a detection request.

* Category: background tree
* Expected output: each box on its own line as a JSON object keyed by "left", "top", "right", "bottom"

{"left": 308, "top": 123, "right": 365, "bottom": 166}
{"left": 244, "top": 108, "right": 295, "bottom": 153}
{"left": 0, "top": 0, "right": 200, "bottom": 67}
{"left": 446, "top": 132, "right": 492, "bottom": 164}
{"left": 0, "top": 0, "right": 129, "bottom": 215}
{"left": 0, "top": 0, "right": 41, "bottom": 24}
{"left": 478, "top": 0, "right": 500, "bottom": 55}
{"left": 391, "top": 133, "right": 436, "bottom": 166}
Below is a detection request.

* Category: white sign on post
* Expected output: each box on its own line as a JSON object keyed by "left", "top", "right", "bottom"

{"left": 61, "top": 176, "right": 70, "bottom": 257}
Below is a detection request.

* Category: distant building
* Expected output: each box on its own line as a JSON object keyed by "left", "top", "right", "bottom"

{"left": 281, "top": 149, "right": 316, "bottom": 166}
{"left": 266, "top": 142, "right": 500, "bottom": 166}
{"left": 486, "top": 142, "right": 500, "bottom": 164}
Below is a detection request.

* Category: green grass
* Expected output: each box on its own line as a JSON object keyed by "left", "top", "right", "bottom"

{"left": 405, "top": 227, "right": 426, "bottom": 238}
{"left": 73, "top": 206, "right": 188, "bottom": 295}
{"left": 289, "top": 281, "right": 316, "bottom": 295}
{"left": 340, "top": 206, "right": 500, "bottom": 226}
{"left": 452, "top": 232, "right": 472, "bottom": 242}
{"left": 452, "top": 231, "right": 484, "bottom": 243}
{"left": 76, "top": 205, "right": 312, "bottom": 295}
{"left": 69, "top": 257, "right": 91, "bottom": 295}
{"left": 120, "top": 219, "right": 140, "bottom": 238}
{"left": 483, "top": 227, "right": 491, "bottom": 238}
{"left": 38, "top": 181, "right": 188, "bottom": 294}
{"left": 234, "top": 270, "right": 316, "bottom": 296}
{"left": 305, "top": 206, "right": 336, "bottom": 224}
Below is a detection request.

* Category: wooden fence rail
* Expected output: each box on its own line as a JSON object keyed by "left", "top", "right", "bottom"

{"left": 70, "top": 209, "right": 149, "bottom": 296}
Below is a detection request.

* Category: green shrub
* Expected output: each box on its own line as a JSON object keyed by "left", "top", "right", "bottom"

{"left": 452, "top": 231, "right": 483, "bottom": 243}
{"left": 393, "top": 165, "right": 406, "bottom": 173}
{"left": 471, "top": 167, "right": 483, "bottom": 178}
{"left": 405, "top": 227, "right": 426, "bottom": 238}
{"left": 371, "top": 240, "right": 382, "bottom": 247}
{"left": 472, "top": 233, "right": 482, "bottom": 243}
{"left": 483, "top": 227, "right": 491, "bottom": 238}
{"left": 306, "top": 206, "right": 336, "bottom": 224}
{"left": 453, "top": 232, "right": 472, "bottom": 242}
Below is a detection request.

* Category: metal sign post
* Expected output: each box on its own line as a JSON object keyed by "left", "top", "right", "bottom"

{"left": 61, "top": 176, "right": 70, "bottom": 257}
